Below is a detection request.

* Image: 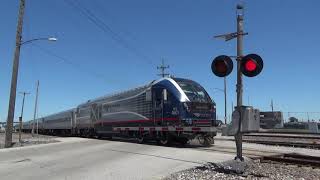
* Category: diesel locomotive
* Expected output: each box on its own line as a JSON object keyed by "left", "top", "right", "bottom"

{"left": 22, "top": 77, "right": 218, "bottom": 146}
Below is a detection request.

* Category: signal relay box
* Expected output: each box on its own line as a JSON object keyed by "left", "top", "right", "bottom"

{"left": 228, "top": 106, "right": 260, "bottom": 135}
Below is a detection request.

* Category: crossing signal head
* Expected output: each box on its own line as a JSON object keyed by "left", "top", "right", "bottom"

{"left": 211, "top": 55, "right": 233, "bottom": 77}
{"left": 241, "top": 54, "right": 263, "bottom": 77}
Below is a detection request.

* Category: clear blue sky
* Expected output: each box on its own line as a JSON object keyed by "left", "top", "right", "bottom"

{"left": 1, "top": 0, "right": 319, "bottom": 122}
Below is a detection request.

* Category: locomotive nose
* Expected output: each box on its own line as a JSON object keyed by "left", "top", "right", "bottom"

{"left": 183, "top": 102, "right": 215, "bottom": 126}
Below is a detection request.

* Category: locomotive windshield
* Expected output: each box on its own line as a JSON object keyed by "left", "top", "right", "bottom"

{"left": 174, "top": 78, "right": 212, "bottom": 103}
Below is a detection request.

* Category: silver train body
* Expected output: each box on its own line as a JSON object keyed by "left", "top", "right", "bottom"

{"left": 22, "top": 77, "right": 218, "bottom": 145}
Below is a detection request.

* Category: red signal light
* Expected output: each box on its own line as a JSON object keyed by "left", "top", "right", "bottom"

{"left": 245, "top": 59, "right": 257, "bottom": 72}
{"left": 211, "top": 55, "right": 233, "bottom": 77}
{"left": 215, "top": 60, "right": 228, "bottom": 73}
{"left": 240, "top": 54, "right": 263, "bottom": 77}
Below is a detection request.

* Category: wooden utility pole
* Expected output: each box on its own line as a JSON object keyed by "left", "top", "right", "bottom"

{"left": 19, "top": 91, "right": 30, "bottom": 143}
{"left": 32, "top": 80, "right": 39, "bottom": 136}
{"left": 5, "top": 0, "right": 25, "bottom": 148}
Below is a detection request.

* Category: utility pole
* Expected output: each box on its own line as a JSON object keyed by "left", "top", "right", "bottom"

{"left": 157, "top": 59, "right": 170, "bottom": 77}
{"left": 231, "top": 101, "right": 234, "bottom": 112}
{"left": 271, "top": 99, "right": 274, "bottom": 112}
{"left": 19, "top": 91, "right": 30, "bottom": 143}
{"left": 235, "top": 4, "right": 245, "bottom": 161}
{"left": 231, "top": 101, "right": 234, "bottom": 123}
{"left": 32, "top": 80, "right": 39, "bottom": 136}
{"left": 5, "top": 0, "right": 25, "bottom": 148}
{"left": 224, "top": 77, "right": 227, "bottom": 125}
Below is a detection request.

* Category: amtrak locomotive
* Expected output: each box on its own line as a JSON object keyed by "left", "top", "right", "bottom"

{"left": 22, "top": 77, "right": 218, "bottom": 146}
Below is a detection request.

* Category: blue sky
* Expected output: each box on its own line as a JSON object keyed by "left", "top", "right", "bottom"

{"left": 1, "top": 0, "right": 319, "bottom": 122}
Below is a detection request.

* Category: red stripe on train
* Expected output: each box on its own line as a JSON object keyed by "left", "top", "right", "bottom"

{"left": 176, "top": 127, "right": 183, "bottom": 131}
{"left": 96, "top": 117, "right": 178, "bottom": 125}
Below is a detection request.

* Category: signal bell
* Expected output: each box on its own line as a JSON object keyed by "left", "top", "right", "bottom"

{"left": 240, "top": 54, "right": 263, "bottom": 77}
{"left": 211, "top": 55, "right": 233, "bottom": 77}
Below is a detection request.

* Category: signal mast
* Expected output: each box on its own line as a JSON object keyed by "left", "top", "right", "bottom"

{"left": 211, "top": 4, "right": 264, "bottom": 161}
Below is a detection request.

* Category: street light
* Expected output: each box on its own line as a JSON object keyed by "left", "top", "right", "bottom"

{"left": 21, "top": 37, "right": 58, "bottom": 45}
{"left": 212, "top": 77, "right": 227, "bottom": 125}
{"left": 5, "top": 35, "right": 57, "bottom": 148}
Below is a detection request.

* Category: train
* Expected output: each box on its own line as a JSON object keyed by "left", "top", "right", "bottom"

{"left": 22, "top": 77, "right": 219, "bottom": 146}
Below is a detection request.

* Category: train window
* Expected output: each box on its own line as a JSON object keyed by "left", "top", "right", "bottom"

{"left": 175, "top": 80, "right": 211, "bottom": 103}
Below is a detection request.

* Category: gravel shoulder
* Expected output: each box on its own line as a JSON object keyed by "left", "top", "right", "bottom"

{"left": 163, "top": 159, "right": 320, "bottom": 180}
{"left": 0, "top": 132, "right": 59, "bottom": 149}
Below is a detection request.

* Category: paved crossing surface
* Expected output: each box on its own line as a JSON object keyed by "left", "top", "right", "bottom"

{"left": 0, "top": 138, "right": 234, "bottom": 180}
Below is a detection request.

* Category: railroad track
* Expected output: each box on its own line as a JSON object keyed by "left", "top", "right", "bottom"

{"left": 194, "top": 145, "right": 320, "bottom": 168}
{"left": 216, "top": 133, "right": 320, "bottom": 149}
{"left": 244, "top": 133, "right": 320, "bottom": 139}
{"left": 192, "top": 145, "right": 282, "bottom": 159}
{"left": 260, "top": 153, "right": 320, "bottom": 168}
{"left": 242, "top": 139, "right": 320, "bottom": 149}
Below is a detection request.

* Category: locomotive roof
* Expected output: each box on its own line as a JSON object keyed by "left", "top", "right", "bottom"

{"left": 77, "top": 77, "right": 207, "bottom": 108}
{"left": 78, "top": 80, "right": 155, "bottom": 107}
{"left": 78, "top": 77, "right": 194, "bottom": 107}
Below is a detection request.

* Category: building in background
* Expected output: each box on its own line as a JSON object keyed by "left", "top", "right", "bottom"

{"left": 0, "top": 123, "right": 5, "bottom": 132}
{"left": 260, "top": 111, "right": 284, "bottom": 129}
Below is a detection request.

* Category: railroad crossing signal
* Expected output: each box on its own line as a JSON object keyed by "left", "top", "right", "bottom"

{"left": 211, "top": 54, "right": 263, "bottom": 78}
{"left": 211, "top": 55, "right": 233, "bottom": 77}
{"left": 240, "top": 54, "right": 263, "bottom": 77}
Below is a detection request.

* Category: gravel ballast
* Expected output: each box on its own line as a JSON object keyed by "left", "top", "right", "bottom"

{"left": 163, "top": 159, "right": 320, "bottom": 180}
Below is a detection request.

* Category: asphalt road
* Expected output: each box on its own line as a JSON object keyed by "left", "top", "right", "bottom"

{"left": 0, "top": 137, "right": 234, "bottom": 180}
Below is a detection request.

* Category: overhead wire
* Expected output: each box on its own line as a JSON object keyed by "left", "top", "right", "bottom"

{"left": 63, "top": 0, "right": 155, "bottom": 66}
{"left": 31, "top": 43, "right": 117, "bottom": 84}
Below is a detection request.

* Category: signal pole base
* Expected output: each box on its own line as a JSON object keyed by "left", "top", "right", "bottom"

{"left": 217, "top": 157, "right": 247, "bottom": 174}
{"left": 234, "top": 133, "right": 244, "bottom": 161}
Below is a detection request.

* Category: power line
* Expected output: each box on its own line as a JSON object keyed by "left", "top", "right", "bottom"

{"left": 63, "top": 0, "right": 155, "bottom": 66}
{"left": 32, "top": 44, "right": 116, "bottom": 84}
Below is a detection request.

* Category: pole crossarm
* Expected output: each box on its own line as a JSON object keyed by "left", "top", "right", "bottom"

{"left": 214, "top": 32, "right": 248, "bottom": 41}
{"left": 157, "top": 59, "right": 170, "bottom": 78}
